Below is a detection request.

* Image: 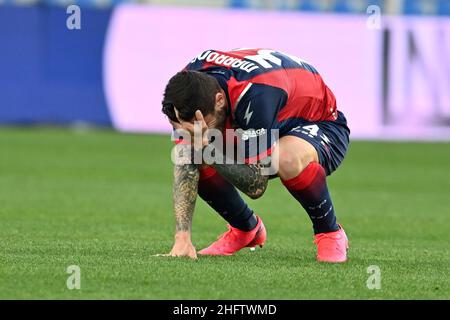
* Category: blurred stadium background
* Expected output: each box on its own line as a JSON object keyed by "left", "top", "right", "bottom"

{"left": 1, "top": 0, "right": 449, "bottom": 299}
{"left": 1, "top": 0, "right": 450, "bottom": 139}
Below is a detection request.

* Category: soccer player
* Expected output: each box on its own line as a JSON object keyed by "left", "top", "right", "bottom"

{"left": 160, "top": 49, "right": 350, "bottom": 263}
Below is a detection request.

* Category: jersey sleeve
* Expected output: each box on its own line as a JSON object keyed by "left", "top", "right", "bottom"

{"left": 233, "top": 83, "right": 287, "bottom": 164}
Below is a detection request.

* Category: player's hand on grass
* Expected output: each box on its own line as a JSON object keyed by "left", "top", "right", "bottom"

{"left": 156, "top": 232, "right": 197, "bottom": 259}
{"left": 169, "top": 237, "right": 197, "bottom": 259}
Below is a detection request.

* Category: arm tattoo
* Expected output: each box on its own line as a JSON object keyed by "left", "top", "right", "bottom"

{"left": 173, "top": 163, "right": 199, "bottom": 232}
{"left": 211, "top": 158, "right": 270, "bottom": 199}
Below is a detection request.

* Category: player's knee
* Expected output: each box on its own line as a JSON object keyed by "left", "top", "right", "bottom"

{"left": 277, "top": 147, "right": 315, "bottom": 180}
{"left": 278, "top": 151, "right": 302, "bottom": 179}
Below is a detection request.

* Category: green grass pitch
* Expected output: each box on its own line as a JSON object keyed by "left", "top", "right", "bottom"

{"left": 0, "top": 127, "right": 449, "bottom": 299}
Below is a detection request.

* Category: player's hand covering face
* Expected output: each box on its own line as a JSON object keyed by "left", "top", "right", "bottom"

{"left": 176, "top": 110, "right": 210, "bottom": 149}
{"left": 173, "top": 90, "right": 227, "bottom": 132}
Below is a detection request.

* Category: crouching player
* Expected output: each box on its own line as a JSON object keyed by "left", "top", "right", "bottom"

{"left": 160, "top": 49, "right": 350, "bottom": 263}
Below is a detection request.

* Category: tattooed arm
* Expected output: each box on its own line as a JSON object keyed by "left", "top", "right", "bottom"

{"left": 160, "top": 137, "right": 200, "bottom": 259}
{"left": 162, "top": 163, "right": 199, "bottom": 259}
{"left": 173, "top": 163, "right": 199, "bottom": 232}
{"left": 211, "top": 158, "right": 271, "bottom": 200}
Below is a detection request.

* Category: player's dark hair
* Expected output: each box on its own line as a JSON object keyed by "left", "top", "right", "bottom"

{"left": 162, "top": 70, "right": 221, "bottom": 123}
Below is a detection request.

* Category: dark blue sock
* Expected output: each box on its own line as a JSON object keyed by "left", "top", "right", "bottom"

{"left": 198, "top": 167, "right": 257, "bottom": 231}
{"left": 281, "top": 162, "right": 339, "bottom": 234}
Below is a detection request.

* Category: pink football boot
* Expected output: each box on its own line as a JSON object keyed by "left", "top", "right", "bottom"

{"left": 199, "top": 216, "right": 266, "bottom": 256}
{"left": 313, "top": 225, "right": 349, "bottom": 263}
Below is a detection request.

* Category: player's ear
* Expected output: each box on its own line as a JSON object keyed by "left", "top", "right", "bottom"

{"left": 215, "top": 90, "right": 226, "bottom": 111}
{"left": 174, "top": 108, "right": 183, "bottom": 123}
{"left": 174, "top": 108, "right": 179, "bottom": 120}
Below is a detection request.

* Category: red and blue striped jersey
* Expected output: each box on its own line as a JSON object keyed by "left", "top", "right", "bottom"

{"left": 185, "top": 48, "right": 339, "bottom": 162}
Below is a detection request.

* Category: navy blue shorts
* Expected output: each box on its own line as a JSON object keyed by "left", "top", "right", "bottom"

{"left": 279, "top": 111, "right": 350, "bottom": 176}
